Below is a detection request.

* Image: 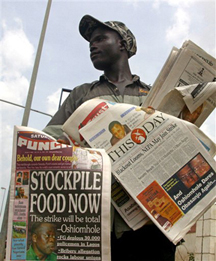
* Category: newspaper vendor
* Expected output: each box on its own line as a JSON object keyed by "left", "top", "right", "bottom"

{"left": 43, "top": 15, "right": 176, "bottom": 261}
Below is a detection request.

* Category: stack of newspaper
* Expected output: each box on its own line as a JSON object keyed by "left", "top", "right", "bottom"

{"left": 62, "top": 40, "right": 216, "bottom": 245}
{"left": 6, "top": 41, "right": 216, "bottom": 260}
{"left": 143, "top": 40, "right": 216, "bottom": 127}
{"left": 62, "top": 98, "right": 215, "bottom": 245}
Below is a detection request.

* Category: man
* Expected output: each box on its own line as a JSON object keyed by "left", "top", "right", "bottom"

{"left": 190, "top": 154, "right": 211, "bottom": 178}
{"left": 26, "top": 223, "right": 57, "bottom": 261}
{"left": 177, "top": 164, "right": 199, "bottom": 189}
{"left": 109, "top": 121, "right": 131, "bottom": 145}
{"left": 22, "top": 171, "right": 29, "bottom": 185}
{"left": 43, "top": 15, "right": 150, "bottom": 140}
{"left": 43, "top": 15, "right": 176, "bottom": 261}
{"left": 15, "top": 187, "right": 28, "bottom": 199}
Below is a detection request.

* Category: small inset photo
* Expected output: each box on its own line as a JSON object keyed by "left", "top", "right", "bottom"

{"left": 16, "top": 171, "right": 23, "bottom": 185}
{"left": 26, "top": 222, "right": 57, "bottom": 261}
{"left": 189, "top": 153, "right": 211, "bottom": 178}
{"left": 15, "top": 187, "right": 28, "bottom": 199}
{"left": 13, "top": 221, "right": 26, "bottom": 238}
{"left": 177, "top": 164, "right": 199, "bottom": 189}
{"left": 22, "top": 171, "right": 29, "bottom": 185}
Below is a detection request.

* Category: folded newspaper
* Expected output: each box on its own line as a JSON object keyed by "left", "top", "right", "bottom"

{"left": 62, "top": 99, "right": 150, "bottom": 231}
{"left": 63, "top": 98, "right": 216, "bottom": 245}
{"left": 143, "top": 40, "right": 216, "bottom": 127}
{"left": 158, "top": 82, "right": 216, "bottom": 127}
{"left": 6, "top": 126, "right": 111, "bottom": 261}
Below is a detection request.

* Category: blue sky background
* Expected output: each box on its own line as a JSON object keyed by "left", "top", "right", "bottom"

{"left": 0, "top": 0, "right": 215, "bottom": 229}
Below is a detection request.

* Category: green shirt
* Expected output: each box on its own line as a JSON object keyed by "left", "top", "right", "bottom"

{"left": 43, "top": 75, "right": 150, "bottom": 139}
{"left": 26, "top": 245, "right": 57, "bottom": 261}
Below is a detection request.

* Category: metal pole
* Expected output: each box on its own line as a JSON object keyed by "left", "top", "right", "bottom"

{"left": 0, "top": 99, "right": 53, "bottom": 118}
{"left": 22, "top": 0, "right": 52, "bottom": 126}
{"left": 0, "top": 187, "right": 6, "bottom": 217}
{"left": 0, "top": 191, "right": 9, "bottom": 260}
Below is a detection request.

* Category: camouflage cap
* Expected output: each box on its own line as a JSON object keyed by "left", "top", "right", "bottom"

{"left": 79, "top": 15, "right": 137, "bottom": 58}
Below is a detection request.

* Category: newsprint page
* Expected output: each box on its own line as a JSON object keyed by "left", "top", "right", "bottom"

{"left": 63, "top": 98, "right": 216, "bottom": 245}
{"left": 143, "top": 40, "right": 216, "bottom": 120}
{"left": 62, "top": 99, "right": 150, "bottom": 231}
{"left": 6, "top": 126, "right": 111, "bottom": 261}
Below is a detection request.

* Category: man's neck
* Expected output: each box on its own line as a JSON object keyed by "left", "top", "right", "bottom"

{"left": 38, "top": 254, "right": 47, "bottom": 261}
{"left": 105, "top": 70, "right": 133, "bottom": 96}
{"left": 104, "top": 59, "right": 132, "bottom": 83}
{"left": 35, "top": 251, "right": 48, "bottom": 261}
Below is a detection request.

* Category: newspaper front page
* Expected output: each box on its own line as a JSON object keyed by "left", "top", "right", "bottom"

{"left": 75, "top": 99, "right": 216, "bottom": 245}
{"left": 6, "top": 126, "right": 111, "bottom": 261}
{"left": 62, "top": 100, "right": 150, "bottom": 231}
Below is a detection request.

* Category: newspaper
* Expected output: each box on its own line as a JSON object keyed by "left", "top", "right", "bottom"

{"left": 143, "top": 40, "right": 216, "bottom": 122}
{"left": 6, "top": 126, "right": 111, "bottom": 261}
{"left": 157, "top": 82, "right": 216, "bottom": 127}
{"left": 62, "top": 100, "right": 150, "bottom": 231}
{"left": 62, "top": 99, "right": 115, "bottom": 147}
{"left": 142, "top": 47, "right": 180, "bottom": 109}
{"left": 182, "top": 40, "right": 216, "bottom": 71}
{"left": 64, "top": 99, "right": 216, "bottom": 244}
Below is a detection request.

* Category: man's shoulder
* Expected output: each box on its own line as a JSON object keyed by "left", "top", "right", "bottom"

{"left": 48, "top": 251, "right": 57, "bottom": 261}
{"left": 66, "top": 80, "right": 101, "bottom": 99}
{"left": 74, "top": 80, "right": 100, "bottom": 91}
{"left": 132, "top": 75, "right": 151, "bottom": 90}
{"left": 26, "top": 245, "right": 36, "bottom": 260}
{"left": 139, "top": 80, "right": 151, "bottom": 90}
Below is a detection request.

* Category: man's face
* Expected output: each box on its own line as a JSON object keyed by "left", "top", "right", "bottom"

{"left": 190, "top": 154, "right": 210, "bottom": 177}
{"left": 111, "top": 123, "right": 125, "bottom": 139}
{"left": 177, "top": 165, "right": 199, "bottom": 188}
{"left": 33, "top": 223, "right": 56, "bottom": 257}
{"left": 19, "top": 188, "right": 25, "bottom": 196}
{"left": 89, "top": 26, "right": 123, "bottom": 70}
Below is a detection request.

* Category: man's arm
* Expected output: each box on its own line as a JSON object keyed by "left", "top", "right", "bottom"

{"left": 43, "top": 81, "right": 99, "bottom": 139}
{"left": 43, "top": 85, "right": 85, "bottom": 139}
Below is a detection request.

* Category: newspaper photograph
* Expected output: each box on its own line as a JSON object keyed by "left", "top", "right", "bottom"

{"left": 76, "top": 99, "right": 216, "bottom": 244}
{"left": 6, "top": 126, "right": 111, "bottom": 261}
